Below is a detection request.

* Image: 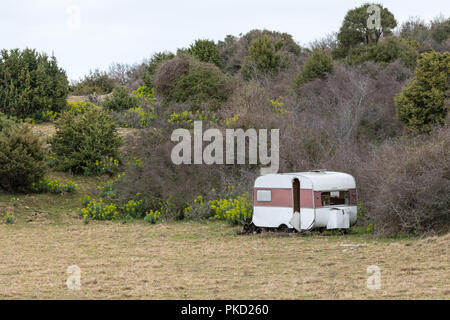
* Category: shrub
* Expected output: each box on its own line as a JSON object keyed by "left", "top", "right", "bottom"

{"left": 430, "top": 16, "right": 450, "bottom": 44}
{"left": 49, "top": 108, "right": 122, "bottom": 174}
{"left": 154, "top": 56, "right": 231, "bottom": 109}
{"left": 77, "top": 197, "right": 120, "bottom": 221}
{"left": 187, "top": 39, "right": 222, "bottom": 67}
{"left": 29, "top": 178, "right": 77, "bottom": 193}
{"left": 70, "top": 69, "right": 116, "bottom": 95}
{"left": 395, "top": 50, "right": 450, "bottom": 133}
{"left": 102, "top": 86, "right": 141, "bottom": 111}
{"left": 143, "top": 52, "right": 176, "bottom": 89}
{"left": 113, "top": 106, "right": 157, "bottom": 128}
{"left": 3, "top": 213, "right": 15, "bottom": 224}
{"left": 0, "top": 123, "right": 46, "bottom": 191}
{"left": 66, "top": 101, "right": 98, "bottom": 115}
{"left": 218, "top": 30, "right": 301, "bottom": 74}
{"left": 360, "top": 126, "right": 450, "bottom": 235}
{"left": 294, "top": 49, "right": 333, "bottom": 89}
{"left": 167, "top": 109, "right": 220, "bottom": 128}
{"left": 346, "top": 37, "right": 418, "bottom": 69}
{"left": 209, "top": 192, "right": 253, "bottom": 225}
{"left": 0, "top": 48, "right": 68, "bottom": 118}
{"left": 153, "top": 56, "right": 189, "bottom": 100}
{"left": 241, "top": 35, "right": 289, "bottom": 79}
{"left": 144, "top": 210, "right": 162, "bottom": 224}
{"left": 122, "top": 199, "right": 145, "bottom": 218}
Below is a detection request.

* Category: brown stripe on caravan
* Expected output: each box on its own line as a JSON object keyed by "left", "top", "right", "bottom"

{"left": 254, "top": 188, "right": 314, "bottom": 208}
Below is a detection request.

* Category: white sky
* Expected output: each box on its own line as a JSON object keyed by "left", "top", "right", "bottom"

{"left": 1, "top": 0, "right": 448, "bottom": 80}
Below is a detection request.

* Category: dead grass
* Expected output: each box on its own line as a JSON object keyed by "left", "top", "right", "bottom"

{"left": 0, "top": 209, "right": 448, "bottom": 299}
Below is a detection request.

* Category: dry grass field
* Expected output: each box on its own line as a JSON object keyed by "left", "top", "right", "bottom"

{"left": 0, "top": 186, "right": 448, "bottom": 299}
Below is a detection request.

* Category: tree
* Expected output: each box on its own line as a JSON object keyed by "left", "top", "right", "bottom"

{"left": 241, "top": 35, "right": 288, "bottom": 79}
{"left": 395, "top": 50, "right": 450, "bottom": 133}
{"left": 187, "top": 39, "right": 222, "bottom": 68}
{"left": 294, "top": 49, "right": 334, "bottom": 89}
{"left": 333, "top": 3, "right": 397, "bottom": 59}
{"left": 0, "top": 48, "right": 68, "bottom": 118}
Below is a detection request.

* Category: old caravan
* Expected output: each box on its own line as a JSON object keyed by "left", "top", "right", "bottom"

{"left": 252, "top": 171, "right": 357, "bottom": 231}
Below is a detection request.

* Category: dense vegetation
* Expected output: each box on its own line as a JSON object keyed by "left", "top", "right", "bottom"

{"left": 0, "top": 48, "right": 68, "bottom": 118}
{"left": 1, "top": 4, "right": 449, "bottom": 235}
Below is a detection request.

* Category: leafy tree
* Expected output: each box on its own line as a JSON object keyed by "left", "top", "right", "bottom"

{"left": 0, "top": 48, "right": 68, "bottom": 118}
{"left": 187, "top": 39, "right": 222, "bottom": 68}
{"left": 346, "top": 37, "right": 418, "bottom": 69}
{"left": 241, "top": 35, "right": 288, "bottom": 79}
{"left": 294, "top": 49, "right": 334, "bottom": 89}
{"left": 333, "top": 3, "right": 397, "bottom": 59}
{"left": 142, "top": 52, "right": 175, "bottom": 88}
{"left": 395, "top": 50, "right": 450, "bottom": 133}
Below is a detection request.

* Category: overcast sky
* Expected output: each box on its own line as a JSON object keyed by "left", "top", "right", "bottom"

{"left": 1, "top": 0, "right": 448, "bottom": 80}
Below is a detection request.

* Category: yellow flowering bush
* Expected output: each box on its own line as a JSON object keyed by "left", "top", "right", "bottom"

{"left": 77, "top": 197, "right": 120, "bottom": 221}
{"left": 144, "top": 209, "right": 162, "bottom": 224}
{"left": 183, "top": 187, "right": 253, "bottom": 224}
{"left": 10, "top": 197, "right": 20, "bottom": 206}
{"left": 98, "top": 172, "right": 125, "bottom": 199}
{"left": 209, "top": 193, "right": 252, "bottom": 225}
{"left": 168, "top": 110, "right": 220, "bottom": 128}
{"left": 132, "top": 86, "right": 155, "bottom": 103}
{"left": 66, "top": 101, "right": 98, "bottom": 115}
{"left": 269, "top": 97, "right": 288, "bottom": 115}
{"left": 41, "top": 108, "right": 58, "bottom": 122}
{"left": 3, "top": 213, "right": 15, "bottom": 224}
{"left": 92, "top": 157, "right": 120, "bottom": 175}
{"left": 30, "top": 178, "right": 77, "bottom": 193}
{"left": 122, "top": 199, "right": 145, "bottom": 218}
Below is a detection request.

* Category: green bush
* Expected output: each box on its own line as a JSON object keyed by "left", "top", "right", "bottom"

{"left": 102, "top": 86, "right": 141, "bottom": 111}
{"left": 241, "top": 35, "right": 288, "bottom": 79}
{"left": 0, "top": 122, "right": 47, "bottom": 191}
{"left": 346, "top": 37, "right": 418, "bottom": 69}
{"left": 395, "top": 50, "right": 450, "bottom": 133}
{"left": 430, "top": 16, "right": 450, "bottom": 44}
{"left": 294, "top": 49, "right": 334, "bottom": 89}
{"left": 0, "top": 48, "right": 68, "bottom": 118}
{"left": 154, "top": 56, "right": 231, "bottom": 109}
{"left": 187, "top": 39, "right": 222, "bottom": 67}
{"left": 49, "top": 108, "right": 122, "bottom": 174}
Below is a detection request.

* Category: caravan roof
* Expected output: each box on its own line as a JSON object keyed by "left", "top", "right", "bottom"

{"left": 254, "top": 171, "right": 356, "bottom": 191}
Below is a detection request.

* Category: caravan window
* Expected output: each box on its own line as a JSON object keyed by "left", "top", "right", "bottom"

{"left": 256, "top": 190, "right": 272, "bottom": 202}
{"left": 321, "top": 191, "right": 349, "bottom": 206}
